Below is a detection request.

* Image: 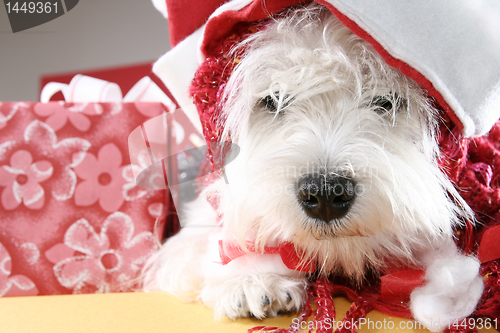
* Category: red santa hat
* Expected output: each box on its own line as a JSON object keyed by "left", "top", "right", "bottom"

{"left": 153, "top": 0, "right": 500, "bottom": 139}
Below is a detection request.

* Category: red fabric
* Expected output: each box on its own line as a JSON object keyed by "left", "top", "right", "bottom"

{"left": 478, "top": 225, "right": 500, "bottom": 263}
{"left": 380, "top": 269, "right": 426, "bottom": 302}
{"left": 219, "top": 241, "right": 316, "bottom": 272}
{"left": 165, "top": 0, "right": 306, "bottom": 50}
{"left": 39, "top": 62, "right": 155, "bottom": 101}
{"left": 0, "top": 102, "right": 172, "bottom": 297}
{"left": 441, "top": 119, "right": 500, "bottom": 326}
{"left": 201, "top": 0, "right": 307, "bottom": 57}
{"left": 166, "top": 0, "right": 226, "bottom": 47}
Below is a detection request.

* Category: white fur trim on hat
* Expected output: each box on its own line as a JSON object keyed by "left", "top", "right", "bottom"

{"left": 151, "top": 0, "right": 168, "bottom": 19}
{"left": 323, "top": 0, "right": 500, "bottom": 136}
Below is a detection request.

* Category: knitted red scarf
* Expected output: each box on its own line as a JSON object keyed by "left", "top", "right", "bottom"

{"left": 189, "top": 20, "right": 500, "bottom": 333}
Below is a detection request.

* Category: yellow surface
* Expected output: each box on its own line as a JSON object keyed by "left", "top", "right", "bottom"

{"left": 0, "top": 292, "right": 497, "bottom": 333}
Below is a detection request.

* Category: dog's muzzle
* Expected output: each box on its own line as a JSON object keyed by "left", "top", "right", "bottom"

{"left": 297, "top": 174, "right": 356, "bottom": 223}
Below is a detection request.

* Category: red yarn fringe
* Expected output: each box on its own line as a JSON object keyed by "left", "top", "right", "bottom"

{"left": 190, "top": 22, "right": 268, "bottom": 170}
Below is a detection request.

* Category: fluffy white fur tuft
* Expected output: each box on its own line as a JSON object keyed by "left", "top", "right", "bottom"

{"left": 142, "top": 4, "right": 483, "bottom": 329}
{"left": 410, "top": 238, "right": 484, "bottom": 332}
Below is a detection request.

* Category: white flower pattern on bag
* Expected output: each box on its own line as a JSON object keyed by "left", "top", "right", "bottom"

{"left": 33, "top": 102, "right": 103, "bottom": 132}
{"left": 0, "top": 150, "right": 53, "bottom": 210}
{"left": 48, "top": 212, "right": 157, "bottom": 294}
{"left": 0, "top": 242, "right": 38, "bottom": 297}
{"left": 0, "top": 120, "right": 91, "bottom": 204}
{"left": 0, "top": 103, "right": 29, "bottom": 130}
{"left": 73, "top": 143, "right": 147, "bottom": 212}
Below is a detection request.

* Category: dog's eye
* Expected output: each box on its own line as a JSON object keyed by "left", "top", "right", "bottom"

{"left": 371, "top": 96, "right": 394, "bottom": 113}
{"left": 262, "top": 94, "right": 278, "bottom": 112}
{"left": 261, "top": 92, "right": 289, "bottom": 113}
{"left": 370, "top": 94, "right": 406, "bottom": 115}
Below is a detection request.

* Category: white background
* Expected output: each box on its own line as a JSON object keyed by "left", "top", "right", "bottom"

{"left": 0, "top": 0, "right": 170, "bottom": 101}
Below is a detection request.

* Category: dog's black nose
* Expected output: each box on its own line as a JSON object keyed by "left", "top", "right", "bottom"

{"left": 297, "top": 174, "right": 356, "bottom": 223}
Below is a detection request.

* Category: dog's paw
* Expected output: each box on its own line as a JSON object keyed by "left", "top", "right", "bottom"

{"left": 410, "top": 256, "right": 484, "bottom": 332}
{"left": 200, "top": 274, "right": 307, "bottom": 319}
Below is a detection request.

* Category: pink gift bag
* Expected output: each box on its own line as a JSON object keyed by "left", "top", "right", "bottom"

{"left": 0, "top": 102, "right": 174, "bottom": 296}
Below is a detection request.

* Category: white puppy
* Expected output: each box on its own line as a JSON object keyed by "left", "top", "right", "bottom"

{"left": 143, "top": 5, "right": 483, "bottom": 331}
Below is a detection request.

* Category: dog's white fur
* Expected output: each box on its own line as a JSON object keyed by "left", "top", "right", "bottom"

{"left": 143, "top": 5, "right": 484, "bottom": 331}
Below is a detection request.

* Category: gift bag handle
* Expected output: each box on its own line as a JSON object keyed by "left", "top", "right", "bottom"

{"left": 40, "top": 82, "right": 69, "bottom": 103}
